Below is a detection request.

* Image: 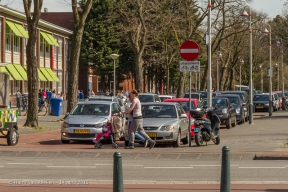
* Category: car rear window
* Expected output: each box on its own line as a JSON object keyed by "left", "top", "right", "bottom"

{"left": 253, "top": 95, "right": 269, "bottom": 101}
{"left": 139, "top": 95, "right": 154, "bottom": 102}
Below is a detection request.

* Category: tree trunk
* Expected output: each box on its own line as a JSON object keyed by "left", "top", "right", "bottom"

{"left": 176, "top": 72, "right": 185, "bottom": 97}
{"left": 24, "top": 26, "right": 38, "bottom": 127}
{"left": 67, "top": 27, "right": 84, "bottom": 112}
{"left": 135, "top": 54, "right": 143, "bottom": 90}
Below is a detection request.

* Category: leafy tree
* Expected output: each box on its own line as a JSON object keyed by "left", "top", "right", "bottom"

{"left": 67, "top": 0, "right": 93, "bottom": 112}
{"left": 23, "top": 0, "right": 43, "bottom": 127}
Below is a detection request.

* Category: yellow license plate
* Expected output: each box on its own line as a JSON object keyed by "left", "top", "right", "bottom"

{"left": 256, "top": 106, "right": 263, "bottom": 109}
{"left": 75, "top": 129, "right": 90, "bottom": 134}
{"left": 147, "top": 133, "right": 157, "bottom": 137}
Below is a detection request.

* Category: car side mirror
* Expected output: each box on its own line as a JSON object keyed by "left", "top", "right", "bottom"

{"left": 180, "top": 114, "right": 187, "bottom": 118}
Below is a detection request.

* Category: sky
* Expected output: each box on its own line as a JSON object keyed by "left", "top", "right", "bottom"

{"left": 0, "top": 0, "right": 285, "bottom": 19}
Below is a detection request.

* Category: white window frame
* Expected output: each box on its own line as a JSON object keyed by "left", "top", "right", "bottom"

{"left": 45, "top": 41, "right": 50, "bottom": 58}
{"left": 6, "top": 26, "right": 12, "bottom": 52}
{"left": 40, "top": 35, "right": 45, "bottom": 57}
{"left": 13, "top": 35, "right": 20, "bottom": 53}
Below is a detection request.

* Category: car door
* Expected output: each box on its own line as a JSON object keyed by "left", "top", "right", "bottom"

{"left": 176, "top": 104, "right": 188, "bottom": 138}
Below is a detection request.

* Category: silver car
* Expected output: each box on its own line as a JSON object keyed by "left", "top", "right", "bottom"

{"left": 87, "top": 96, "right": 125, "bottom": 112}
{"left": 125, "top": 102, "right": 189, "bottom": 147}
{"left": 61, "top": 101, "right": 125, "bottom": 143}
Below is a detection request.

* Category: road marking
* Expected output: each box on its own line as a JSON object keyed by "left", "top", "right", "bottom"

{"left": 0, "top": 166, "right": 3, "bottom": 167}
{"left": 144, "top": 167, "right": 193, "bottom": 169}
{"left": 190, "top": 165, "right": 239, "bottom": 167}
{"left": 238, "top": 167, "right": 286, "bottom": 169}
{"left": 47, "top": 166, "right": 96, "bottom": 168}
{"left": 7, "top": 163, "right": 53, "bottom": 165}
{"left": 95, "top": 164, "right": 143, "bottom": 167}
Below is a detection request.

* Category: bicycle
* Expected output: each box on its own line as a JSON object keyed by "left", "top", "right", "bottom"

{"left": 38, "top": 98, "right": 48, "bottom": 116}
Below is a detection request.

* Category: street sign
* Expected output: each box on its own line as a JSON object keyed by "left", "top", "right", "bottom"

{"left": 180, "top": 40, "right": 200, "bottom": 61}
{"left": 179, "top": 61, "right": 200, "bottom": 72}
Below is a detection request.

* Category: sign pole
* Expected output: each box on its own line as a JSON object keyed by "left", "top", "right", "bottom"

{"left": 188, "top": 71, "right": 192, "bottom": 147}
{"left": 207, "top": 0, "right": 212, "bottom": 108}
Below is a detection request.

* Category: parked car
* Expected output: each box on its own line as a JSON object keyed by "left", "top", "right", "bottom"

{"left": 273, "top": 91, "right": 282, "bottom": 109}
{"left": 256, "top": 90, "right": 263, "bottom": 94}
{"left": 214, "top": 94, "right": 245, "bottom": 124}
{"left": 138, "top": 93, "right": 161, "bottom": 102}
{"left": 254, "top": 93, "right": 277, "bottom": 112}
{"left": 183, "top": 92, "right": 203, "bottom": 105}
{"left": 243, "top": 88, "right": 257, "bottom": 96}
{"left": 220, "top": 91, "right": 249, "bottom": 122}
{"left": 125, "top": 102, "right": 189, "bottom": 147}
{"left": 272, "top": 93, "right": 281, "bottom": 111}
{"left": 163, "top": 98, "right": 200, "bottom": 140}
{"left": 202, "top": 98, "right": 237, "bottom": 129}
{"left": 87, "top": 96, "right": 125, "bottom": 112}
{"left": 197, "top": 91, "right": 207, "bottom": 99}
{"left": 158, "top": 95, "right": 175, "bottom": 102}
{"left": 61, "top": 101, "right": 126, "bottom": 143}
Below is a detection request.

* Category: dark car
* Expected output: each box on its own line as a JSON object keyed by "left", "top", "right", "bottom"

{"left": 243, "top": 88, "right": 257, "bottom": 96}
{"left": 197, "top": 91, "right": 207, "bottom": 99}
{"left": 220, "top": 91, "right": 249, "bottom": 122}
{"left": 214, "top": 94, "right": 245, "bottom": 124}
{"left": 138, "top": 93, "right": 161, "bottom": 103}
{"left": 253, "top": 94, "right": 270, "bottom": 112}
{"left": 202, "top": 98, "right": 237, "bottom": 129}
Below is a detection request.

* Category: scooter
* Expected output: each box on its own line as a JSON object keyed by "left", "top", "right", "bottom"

{"left": 190, "top": 107, "right": 220, "bottom": 146}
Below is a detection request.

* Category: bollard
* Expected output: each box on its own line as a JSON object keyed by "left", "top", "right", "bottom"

{"left": 220, "top": 146, "right": 231, "bottom": 192}
{"left": 113, "top": 152, "right": 124, "bottom": 192}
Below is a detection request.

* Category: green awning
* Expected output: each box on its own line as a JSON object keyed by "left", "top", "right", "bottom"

{"left": 45, "top": 68, "right": 60, "bottom": 82}
{"left": 6, "top": 20, "right": 28, "bottom": 38}
{"left": 13, "top": 64, "right": 27, "bottom": 80}
{"left": 14, "top": 23, "right": 29, "bottom": 38}
{"left": 40, "top": 67, "right": 54, "bottom": 81}
{"left": 24, "top": 66, "right": 47, "bottom": 81}
{"left": 0, "top": 67, "right": 13, "bottom": 80}
{"left": 40, "top": 31, "right": 54, "bottom": 46}
{"left": 6, "top": 64, "right": 23, "bottom": 80}
{"left": 46, "top": 33, "right": 60, "bottom": 46}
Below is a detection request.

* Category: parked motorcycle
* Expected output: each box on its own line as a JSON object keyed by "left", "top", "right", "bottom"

{"left": 190, "top": 107, "right": 220, "bottom": 146}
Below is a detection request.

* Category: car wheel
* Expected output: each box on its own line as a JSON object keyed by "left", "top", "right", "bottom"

{"left": 61, "top": 139, "right": 70, "bottom": 144}
{"left": 232, "top": 116, "right": 236, "bottom": 127}
{"left": 182, "top": 133, "right": 188, "bottom": 145}
{"left": 172, "top": 131, "right": 181, "bottom": 148}
{"left": 226, "top": 117, "right": 231, "bottom": 129}
{"left": 212, "top": 135, "right": 220, "bottom": 145}
{"left": 195, "top": 132, "right": 203, "bottom": 146}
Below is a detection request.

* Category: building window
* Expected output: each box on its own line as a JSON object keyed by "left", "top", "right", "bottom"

{"left": 14, "top": 81, "right": 21, "bottom": 94}
{"left": 40, "top": 35, "right": 45, "bottom": 57}
{"left": 58, "top": 38, "right": 62, "bottom": 62}
{"left": 57, "top": 70, "right": 62, "bottom": 94}
{"left": 40, "top": 81, "right": 45, "bottom": 91}
{"left": 45, "top": 42, "right": 50, "bottom": 58}
{"left": 6, "top": 27, "right": 12, "bottom": 52}
{"left": 53, "top": 44, "right": 57, "bottom": 70}
{"left": 14, "top": 35, "right": 20, "bottom": 53}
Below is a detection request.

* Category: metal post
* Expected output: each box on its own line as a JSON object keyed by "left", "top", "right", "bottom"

{"left": 277, "top": 65, "right": 279, "bottom": 91}
{"left": 220, "top": 146, "right": 231, "bottom": 192}
{"left": 248, "top": 7, "right": 253, "bottom": 124}
{"left": 240, "top": 65, "right": 241, "bottom": 91}
{"left": 217, "top": 57, "right": 219, "bottom": 92}
{"left": 268, "top": 25, "right": 273, "bottom": 116}
{"left": 188, "top": 72, "right": 192, "bottom": 147}
{"left": 113, "top": 59, "right": 116, "bottom": 97}
{"left": 207, "top": 0, "right": 212, "bottom": 107}
{"left": 195, "top": 73, "right": 198, "bottom": 91}
{"left": 113, "top": 152, "right": 124, "bottom": 192}
{"left": 261, "top": 68, "right": 263, "bottom": 92}
{"left": 281, "top": 41, "right": 285, "bottom": 109}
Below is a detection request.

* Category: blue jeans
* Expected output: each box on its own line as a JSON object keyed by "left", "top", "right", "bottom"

{"left": 16, "top": 98, "right": 20, "bottom": 108}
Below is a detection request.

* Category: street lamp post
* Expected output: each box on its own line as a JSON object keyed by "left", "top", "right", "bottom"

{"left": 263, "top": 26, "right": 272, "bottom": 116}
{"left": 217, "top": 51, "right": 222, "bottom": 92}
{"left": 275, "top": 62, "right": 279, "bottom": 91}
{"left": 276, "top": 39, "right": 285, "bottom": 109}
{"left": 110, "top": 54, "right": 119, "bottom": 97}
{"left": 241, "top": 6, "right": 253, "bottom": 124}
{"left": 207, "top": 0, "right": 212, "bottom": 107}
{"left": 240, "top": 59, "right": 244, "bottom": 91}
{"left": 260, "top": 65, "right": 263, "bottom": 92}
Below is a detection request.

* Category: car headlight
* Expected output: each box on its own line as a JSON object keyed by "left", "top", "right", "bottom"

{"left": 236, "top": 108, "right": 240, "bottom": 114}
{"left": 265, "top": 103, "right": 269, "bottom": 106}
{"left": 95, "top": 122, "right": 107, "bottom": 128}
{"left": 222, "top": 108, "right": 228, "bottom": 114}
{"left": 160, "top": 125, "right": 174, "bottom": 131}
{"left": 62, "top": 122, "right": 69, "bottom": 128}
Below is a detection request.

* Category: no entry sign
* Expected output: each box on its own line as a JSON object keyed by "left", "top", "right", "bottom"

{"left": 180, "top": 40, "right": 200, "bottom": 61}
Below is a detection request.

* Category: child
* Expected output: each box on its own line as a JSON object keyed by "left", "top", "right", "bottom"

{"left": 93, "top": 121, "right": 112, "bottom": 148}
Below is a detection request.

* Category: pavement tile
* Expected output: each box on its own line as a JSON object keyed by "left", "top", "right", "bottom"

{"left": 35, "top": 152, "right": 59, "bottom": 158}
{"left": 198, "top": 154, "right": 221, "bottom": 160}
{"left": 0, "top": 151, "right": 19, "bottom": 157}
{"left": 121, "top": 152, "right": 138, "bottom": 160}
{"left": 157, "top": 153, "right": 180, "bottom": 159}
{"left": 179, "top": 154, "right": 200, "bottom": 160}
{"left": 14, "top": 151, "right": 40, "bottom": 157}
{"left": 55, "top": 152, "right": 80, "bottom": 158}
{"left": 96, "top": 152, "right": 115, "bottom": 159}
{"left": 135, "top": 153, "right": 159, "bottom": 159}
{"left": 76, "top": 152, "right": 98, "bottom": 158}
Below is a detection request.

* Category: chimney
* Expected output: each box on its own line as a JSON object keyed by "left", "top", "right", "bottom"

{"left": 44, "top": 8, "right": 48, "bottom": 12}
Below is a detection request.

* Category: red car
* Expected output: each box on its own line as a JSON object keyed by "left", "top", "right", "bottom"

{"left": 164, "top": 98, "right": 200, "bottom": 139}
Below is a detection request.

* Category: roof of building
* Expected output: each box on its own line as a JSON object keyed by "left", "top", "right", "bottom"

{"left": 40, "top": 12, "right": 74, "bottom": 31}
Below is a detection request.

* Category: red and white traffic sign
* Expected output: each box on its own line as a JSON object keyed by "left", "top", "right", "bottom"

{"left": 180, "top": 40, "right": 200, "bottom": 61}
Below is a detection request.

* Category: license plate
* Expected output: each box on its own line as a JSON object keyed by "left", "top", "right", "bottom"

{"left": 75, "top": 129, "right": 90, "bottom": 134}
{"left": 147, "top": 132, "right": 157, "bottom": 137}
{"left": 194, "top": 128, "right": 200, "bottom": 133}
{"left": 256, "top": 106, "right": 263, "bottom": 109}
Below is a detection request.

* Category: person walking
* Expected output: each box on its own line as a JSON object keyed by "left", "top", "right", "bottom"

{"left": 121, "top": 89, "right": 156, "bottom": 149}
{"left": 16, "top": 90, "right": 21, "bottom": 108}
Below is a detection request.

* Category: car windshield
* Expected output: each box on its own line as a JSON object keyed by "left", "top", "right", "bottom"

{"left": 227, "top": 97, "right": 240, "bottom": 105}
{"left": 223, "top": 93, "right": 246, "bottom": 102}
{"left": 142, "top": 105, "right": 177, "bottom": 118}
{"left": 178, "top": 102, "right": 194, "bottom": 112}
{"left": 138, "top": 95, "right": 154, "bottom": 102}
{"left": 70, "top": 104, "right": 110, "bottom": 116}
{"left": 212, "top": 99, "right": 228, "bottom": 108}
{"left": 253, "top": 95, "right": 269, "bottom": 101}
{"left": 184, "top": 93, "right": 199, "bottom": 99}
